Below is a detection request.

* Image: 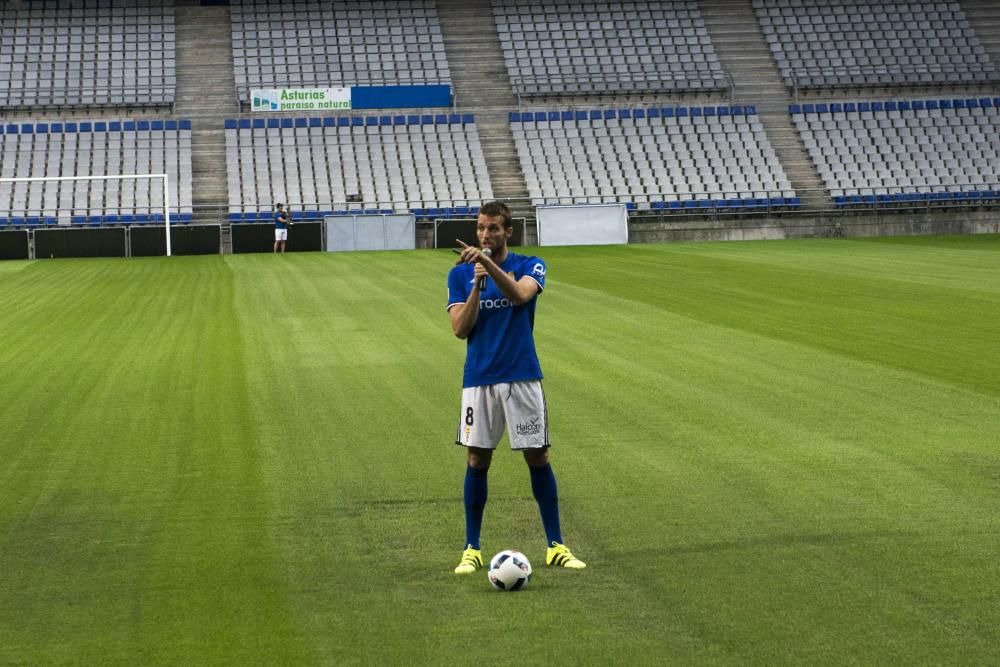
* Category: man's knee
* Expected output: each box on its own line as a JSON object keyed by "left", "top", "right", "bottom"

{"left": 523, "top": 448, "right": 549, "bottom": 467}
{"left": 467, "top": 447, "right": 493, "bottom": 470}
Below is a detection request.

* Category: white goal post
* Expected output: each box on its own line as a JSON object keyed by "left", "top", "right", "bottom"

{"left": 0, "top": 173, "right": 174, "bottom": 256}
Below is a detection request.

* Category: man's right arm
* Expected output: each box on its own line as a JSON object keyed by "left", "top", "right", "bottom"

{"left": 449, "top": 284, "right": 480, "bottom": 339}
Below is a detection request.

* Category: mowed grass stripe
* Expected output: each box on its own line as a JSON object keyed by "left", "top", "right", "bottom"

{"left": 0, "top": 257, "right": 309, "bottom": 663}
{"left": 0, "top": 236, "right": 997, "bottom": 663}
{"left": 551, "top": 238, "right": 1000, "bottom": 395}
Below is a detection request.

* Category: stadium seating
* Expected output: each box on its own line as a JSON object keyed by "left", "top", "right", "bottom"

{"left": 511, "top": 106, "right": 798, "bottom": 211}
{"left": 0, "top": 120, "right": 193, "bottom": 226}
{"left": 755, "top": 0, "right": 997, "bottom": 90}
{"left": 0, "top": 0, "right": 176, "bottom": 109}
{"left": 230, "top": 0, "right": 451, "bottom": 102}
{"left": 792, "top": 97, "right": 1000, "bottom": 207}
{"left": 493, "top": 0, "right": 729, "bottom": 96}
{"left": 223, "top": 114, "right": 492, "bottom": 220}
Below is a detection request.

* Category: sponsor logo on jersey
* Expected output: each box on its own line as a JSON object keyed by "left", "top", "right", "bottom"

{"left": 480, "top": 297, "right": 512, "bottom": 310}
{"left": 531, "top": 263, "right": 546, "bottom": 277}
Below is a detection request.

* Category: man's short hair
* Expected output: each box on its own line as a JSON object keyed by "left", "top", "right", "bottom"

{"left": 478, "top": 200, "right": 512, "bottom": 228}
{"left": 276, "top": 203, "right": 284, "bottom": 209}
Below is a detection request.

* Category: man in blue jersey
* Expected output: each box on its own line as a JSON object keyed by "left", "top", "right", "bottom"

{"left": 273, "top": 203, "right": 292, "bottom": 254}
{"left": 447, "top": 200, "right": 586, "bottom": 574}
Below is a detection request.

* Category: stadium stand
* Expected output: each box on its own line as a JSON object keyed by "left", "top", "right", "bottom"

{"left": 0, "top": 0, "right": 176, "bottom": 109}
{"left": 792, "top": 97, "right": 1000, "bottom": 206}
{"left": 511, "top": 106, "right": 798, "bottom": 211}
{"left": 0, "top": 119, "right": 193, "bottom": 226}
{"left": 492, "top": 0, "right": 730, "bottom": 97}
{"left": 223, "top": 114, "right": 493, "bottom": 220}
{"left": 230, "top": 0, "right": 452, "bottom": 103}
{"left": 755, "top": 0, "right": 997, "bottom": 90}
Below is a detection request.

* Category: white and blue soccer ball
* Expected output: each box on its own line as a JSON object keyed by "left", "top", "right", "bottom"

{"left": 488, "top": 550, "right": 532, "bottom": 591}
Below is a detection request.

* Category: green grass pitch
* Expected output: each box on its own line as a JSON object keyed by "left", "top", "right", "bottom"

{"left": 1, "top": 235, "right": 998, "bottom": 664}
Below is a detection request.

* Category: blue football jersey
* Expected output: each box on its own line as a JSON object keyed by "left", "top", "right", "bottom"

{"left": 447, "top": 252, "right": 547, "bottom": 388}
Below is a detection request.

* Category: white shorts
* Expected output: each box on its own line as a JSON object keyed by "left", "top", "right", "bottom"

{"left": 455, "top": 380, "right": 550, "bottom": 450}
{"left": 275, "top": 229, "right": 288, "bottom": 241}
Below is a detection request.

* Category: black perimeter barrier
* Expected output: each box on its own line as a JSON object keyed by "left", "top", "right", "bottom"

{"left": 435, "top": 218, "right": 524, "bottom": 249}
{"left": 231, "top": 222, "right": 323, "bottom": 253}
{"left": 35, "top": 227, "right": 127, "bottom": 259}
{"left": 131, "top": 225, "right": 221, "bottom": 257}
{"left": 0, "top": 230, "right": 30, "bottom": 260}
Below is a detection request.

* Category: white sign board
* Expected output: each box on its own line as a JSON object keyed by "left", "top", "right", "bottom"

{"left": 536, "top": 203, "right": 629, "bottom": 246}
{"left": 325, "top": 214, "right": 416, "bottom": 252}
{"left": 251, "top": 88, "right": 352, "bottom": 112}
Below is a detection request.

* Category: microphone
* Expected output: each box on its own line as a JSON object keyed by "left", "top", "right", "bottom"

{"left": 478, "top": 248, "right": 492, "bottom": 291}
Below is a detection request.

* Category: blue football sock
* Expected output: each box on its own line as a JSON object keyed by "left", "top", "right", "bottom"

{"left": 463, "top": 464, "right": 489, "bottom": 550}
{"left": 529, "top": 462, "right": 563, "bottom": 546}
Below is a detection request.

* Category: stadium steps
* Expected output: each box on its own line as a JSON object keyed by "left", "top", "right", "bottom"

{"left": 961, "top": 0, "right": 1000, "bottom": 67}
{"left": 173, "top": 2, "right": 237, "bottom": 234}
{"left": 436, "top": 0, "right": 529, "bottom": 212}
{"left": 699, "top": 0, "right": 828, "bottom": 211}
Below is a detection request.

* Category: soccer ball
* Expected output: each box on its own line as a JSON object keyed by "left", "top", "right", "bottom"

{"left": 488, "top": 550, "right": 532, "bottom": 591}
